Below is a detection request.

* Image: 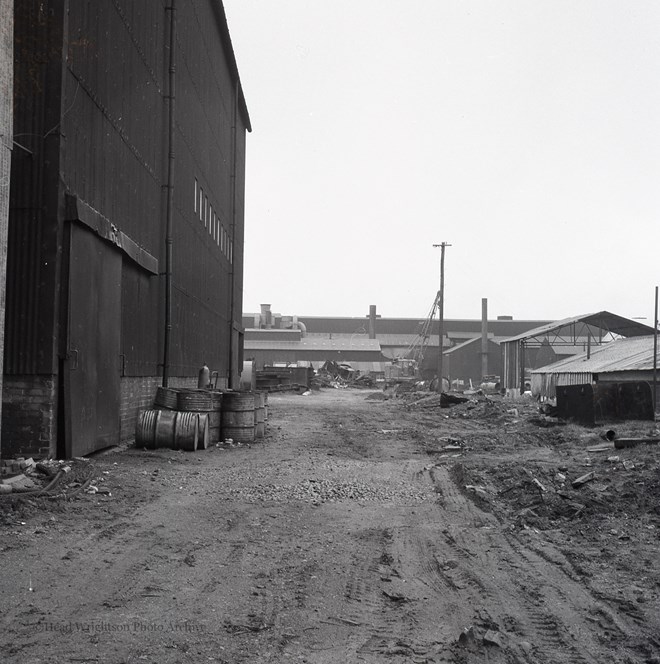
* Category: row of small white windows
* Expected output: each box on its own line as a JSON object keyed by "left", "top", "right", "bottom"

{"left": 194, "top": 178, "right": 233, "bottom": 264}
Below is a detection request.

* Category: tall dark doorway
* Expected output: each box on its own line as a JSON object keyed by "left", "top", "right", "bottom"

{"left": 63, "top": 223, "right": 122, "bottom": 457}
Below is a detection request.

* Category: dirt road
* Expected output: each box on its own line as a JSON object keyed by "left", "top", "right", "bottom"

{"left": 1, "top": 389, "right": 660, "bottom": 663}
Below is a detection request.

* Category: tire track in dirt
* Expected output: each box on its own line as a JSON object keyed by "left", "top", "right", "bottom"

{"left": 291, "top": 394, "right": 660, "bottom": 663}
{"left": 501, "top": 527, "right": 660, "bottom": 662}
{"left": 421, "top": 447, "right": 660, "bottom": 662}
{"left": 340, "top": 526, "right": 440, "bottom": 662}
{"left": 418, "top": 461, "right": 641, "bottom": 663}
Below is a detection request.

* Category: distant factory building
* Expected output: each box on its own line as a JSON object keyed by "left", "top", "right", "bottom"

{"left": 243, "top": 304, "right": 550, "bottom": 381}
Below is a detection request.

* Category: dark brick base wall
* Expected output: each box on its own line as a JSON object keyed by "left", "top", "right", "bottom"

{"left": 120, "top": 377, "right": 162, "bottom": 445}
{"left": 1, "top": 373, "right": 232, "bottom": 457}
{"left": 119, "top": 375, "right": 228, "bottom": 444}
{"left": 119, "top": 376, "right": 198, "bottom": 443}
{"left": 1, "top": 375, "right": 56, "bottom": 458}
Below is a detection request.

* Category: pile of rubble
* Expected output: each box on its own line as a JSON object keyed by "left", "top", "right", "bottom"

{"left": 449, "top": 441, "right": 660, "bottom": 532}
{"left": 311, "top": 373, "right": 348, "bottom": 390}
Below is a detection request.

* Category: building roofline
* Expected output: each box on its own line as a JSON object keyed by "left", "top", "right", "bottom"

{"left": 214, "top": 1, "right": 252, "bottom": 132}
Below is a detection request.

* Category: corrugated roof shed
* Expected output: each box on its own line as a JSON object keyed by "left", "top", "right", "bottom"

{"left": 533, "top": 336, "right": 658, "bottom": 375}
{"left": 505, "top": 312, "right": 655, "bottom": 343}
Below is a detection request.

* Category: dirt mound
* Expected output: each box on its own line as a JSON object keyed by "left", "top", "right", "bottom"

{"left": 450, "top": 451, "right": 660, "bottom": 532}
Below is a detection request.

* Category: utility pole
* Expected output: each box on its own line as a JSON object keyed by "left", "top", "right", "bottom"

{"left": 433, "top": 242, "right": 451, "bottom": 393}
{"left": 654, "top": 286, "right": 658, "bottom": 419}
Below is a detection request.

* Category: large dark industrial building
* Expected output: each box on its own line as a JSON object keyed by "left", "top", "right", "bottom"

{"left": 3, "top": 0, "right": 250, "bottom": 458}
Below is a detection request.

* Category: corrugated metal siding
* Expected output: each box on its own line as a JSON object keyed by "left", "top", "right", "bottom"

{"left": 530, "top": 336, "right": 660, "bottom": 400}
{"left": 62, "top": 0, "right": 166, "bottom": 254}
{"left": 232, "top": 119, "right": 247, "bottom": 329}
{"left": 502, "top": 341, "right": 520, "bottom": 390}
{"left": 556, "top": 372, "right": 593, "bottom": 386}
{"left": 533, "top": 371, "right": 595, "bottom": 400}
{"left": 6, "top": 0, "right": 63, "bottom": 374}
{"left": 167, "top": 0, "right": 244, "bottom": 378}
{"left": 60, "top": 0, "right": 247, "bottom": 379}
{"left": 120, "top": 261, "right": 159, "bottom": 376}
{"left": 62, "top": 1, "right": 166, "bottom": 380}
{"left": 7, "top": 0, "right": 248, "bottom": 381}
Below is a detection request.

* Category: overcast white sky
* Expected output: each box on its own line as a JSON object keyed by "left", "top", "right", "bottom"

{"left": 223, "top": 1, "right": 660, "bottom": 323}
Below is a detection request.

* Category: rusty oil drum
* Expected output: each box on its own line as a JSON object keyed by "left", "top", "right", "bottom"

{"left": 254, "top": 392, "right": 266, "bottom": 439}
{"left": 135, "top": 409, "right": 200, "bottom": 451}
{"left": 221, "top": 391, "right": 255, "bottom": 443}
{"left": 196, "top": 412, "right": 210, "bottom": 450}
{"left": 154, "top": 410, "right": 178, "bottom": 448}
{"left": 135, "top": 409, "right": 159, "bottom": 447}
{"left": 173, "top": 411, "right": 198, "bottom": 451}
{"left": 205, "top": 390, "right": 223, "bottom": 446}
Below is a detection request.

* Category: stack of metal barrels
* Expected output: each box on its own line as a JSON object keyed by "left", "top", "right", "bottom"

{"left": 135, "top": 388, "right": 268, "bottom": 451}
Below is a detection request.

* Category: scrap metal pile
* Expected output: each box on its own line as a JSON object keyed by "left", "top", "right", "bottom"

{"left": 311, "top": 361, "right": 378, "bottom": 390}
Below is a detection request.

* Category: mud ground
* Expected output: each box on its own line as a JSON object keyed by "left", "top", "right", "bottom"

{"left": 1, "top": 388, "right": 660, "bottom": 663}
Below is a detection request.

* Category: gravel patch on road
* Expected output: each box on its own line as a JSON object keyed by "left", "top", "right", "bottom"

{"left": 220, "top": 478, "right": 434, "bottom": 504}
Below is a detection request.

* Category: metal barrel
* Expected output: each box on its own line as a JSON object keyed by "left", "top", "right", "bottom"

{"left": 221, "top": 391, "right": 255, "bottom": 442}
{"left": 154, "top": 410, "right": 178, "bottom": 448}
{"left": 206, "top": 410, "right": 221, "bottom": 446}
{"left": 176, "top": 389, "right": 213, "bottom": 412}
{"left": 135, "top": 409, "right": 159, "bottom": 447}
{"left": 173, "top": 411, "right": 198, "bottom": 451}
{"left": 197, "top": 413, "right": 210, "bottom": 450}
{"left": 240, "top": 360, "right": 256, "bottom": 392}
{"left": 154, "top": 387, "right": 178, "bottom": 410}
{"left": 209, "top": 390, "right": 224, "bottom": 411}
{"left": 254, "top": 392, "right": 265, "bottom": 439}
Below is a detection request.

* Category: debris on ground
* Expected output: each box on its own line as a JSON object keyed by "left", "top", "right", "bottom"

{"left": 0, "top": 474, "right": 38, "bottom": 492}
{"left": 614, "top": 436, "right": 660, "bottom": 449}
{"left": 572, "top": 471, "right": 596, "bottom": 488}
{"left": 0, "top": 457, "right": 101, "bottom": 509}
{"left": 365, "top": 391, "right": 388, "bottom": 401}
{"left": 405, "top": 392, "right": 470, "bottom": 410}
